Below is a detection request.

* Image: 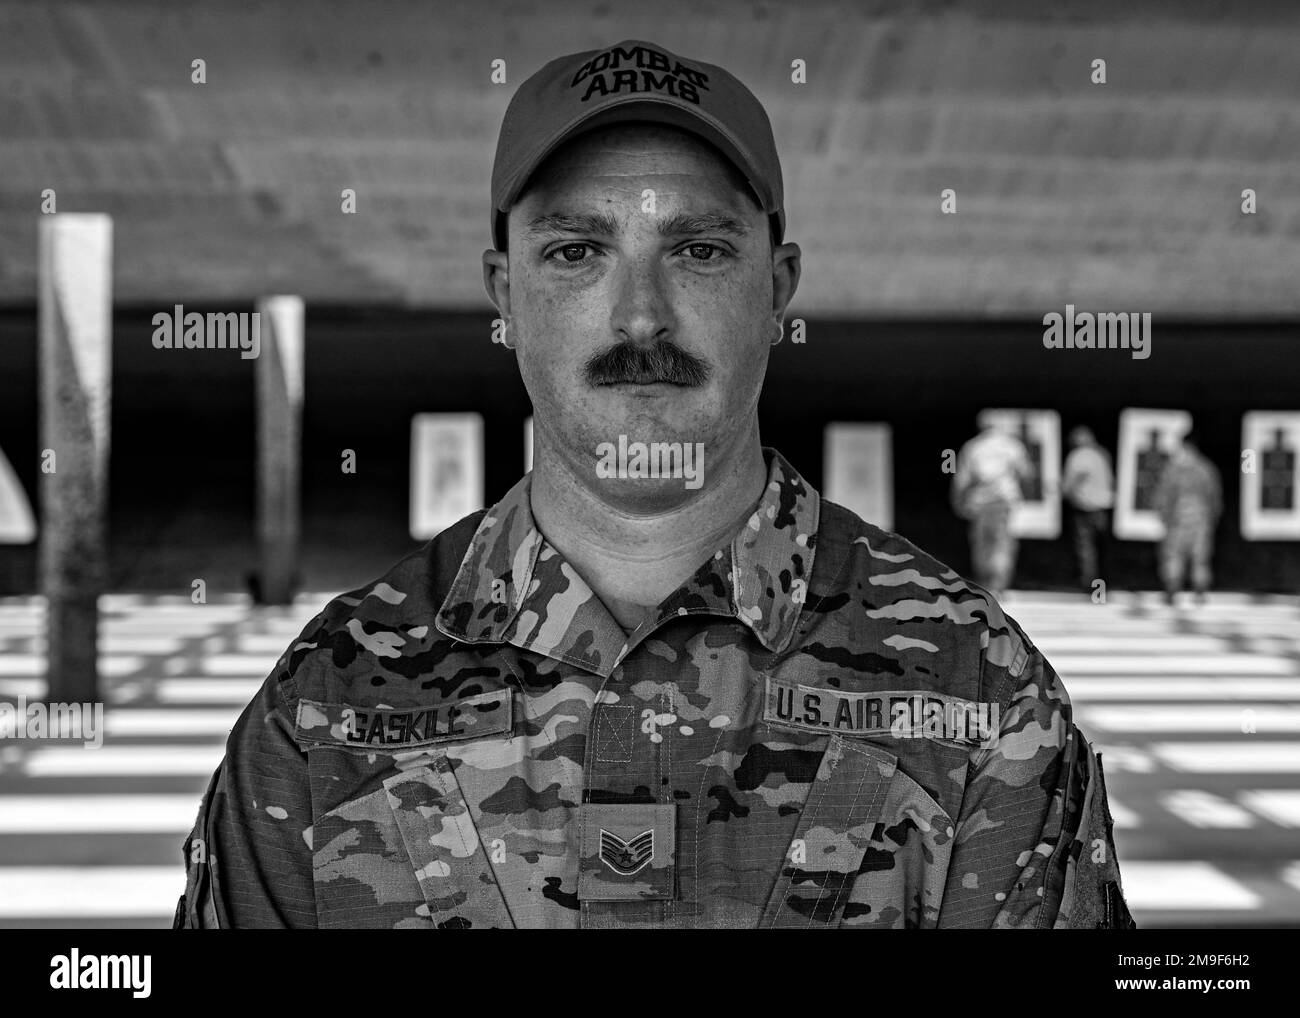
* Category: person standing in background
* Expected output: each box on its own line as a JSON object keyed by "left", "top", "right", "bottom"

{"left": 951, "top": 423, "right": 1032, "bottom": 597}
{"left": 1062, "top": 426, "right": 1115, "bottom": 594}
{"left": 1153, "top": 430, "right": 1223, "bottom": 605}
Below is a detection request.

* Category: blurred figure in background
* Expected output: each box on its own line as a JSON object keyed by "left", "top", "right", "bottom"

{"left": 1153, "top": 430, "right": 1222, "bottom": 605}
{"left": 1062, "top": 426, "right": 1115, "bottom": 593}
{"left": 951, "top": 423, "right": 1032, "bottom": 597}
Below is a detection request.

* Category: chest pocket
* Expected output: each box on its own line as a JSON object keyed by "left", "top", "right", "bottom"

{"left": 300, "top": 692, "right": 516, "bottom": 929}
{"left": 760, "top": 735, "right": 955, "bottom": 929}
{"left": 311, "top": 753, "right": 513, "bottom": 929}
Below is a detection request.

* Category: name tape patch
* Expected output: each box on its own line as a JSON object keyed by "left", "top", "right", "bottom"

{"left": 764, "top": 677, "right": 999, "bottom": 744}
{"left": 295, "top": 688, "right": 513, "bottom": 750}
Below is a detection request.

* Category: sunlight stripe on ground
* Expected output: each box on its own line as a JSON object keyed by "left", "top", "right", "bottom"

{"left": 1064, "top": 678, "right": 1300, "bottom": 701}
{"left": 21, "top": 746, "right": 225, "bottom": 777}
{"left": 101, "top": 592, "right": 339, "bottom": 606}
{"left": 1032, "top": 636, "right": 1232, "bottom": 654}
{"left": 0, "top": 867, "right": 181, "bottom": 917}
{"left": 151, "top": 679, "right": 262, "bottom": 704}
{"left": 1051, "top": 655, "right": 1296, "bottom": 675}
{"left": 1079, "top": 705, "right": 1300, "bottom": 733}
{"left": 100, "top": 617, "right": 317, "bottom": 633}
{"left": 100, "top": 614, "right": 261, "bottom": 628}
{"left": 235, "top": 634, "right": 303, "bottom": 654}
{"left": 196, "top": 655, "right": 284, "bottom": 676}
{"left": 1238, "top": 791, "right": 1300, "bottom": 828}
{"left": 1, "top": 635, "right": 304, "bottom": 656}
{"left": 0, "top": 656, "right": 144, "bottom": 678}
{"left": 1159, "top": 790, "right": 1256, "bottom": 828}
{"left": 0, "top": 795, "right": 198, "bottom": 832}
{"left": 1153, "top": 742, "right": 1300, "bottom": 773}
{"left": 98, "top": 636, "right": 185, "bottom": 655}
{"left": 1120, "top": 862, "right": 1261, "bottom": 910}
{"left": 1105, "top": 797, "right": 1139, "bottom": 829}
{"left": 1014, "top": 620, "right": 1204, "bottom": 632}
{"left": 0, "top": 678, "right": 263, "bottom": 704}
{"left": 104, "top": 709, "right": 241, "bottom": 737}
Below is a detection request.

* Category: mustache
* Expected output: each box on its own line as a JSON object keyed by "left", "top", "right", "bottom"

{"left": 584, "top": 340, "right": 712, "bottom": 387}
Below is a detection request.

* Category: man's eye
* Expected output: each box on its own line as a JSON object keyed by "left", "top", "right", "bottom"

{"left": 544, "top": 242, "right": 727, "bottom": 264}
{"left": 548, "top": 243, "right": 594, "bottom": 264}
{"left": 683, "top": 243, "right": 726, "bottom": 261}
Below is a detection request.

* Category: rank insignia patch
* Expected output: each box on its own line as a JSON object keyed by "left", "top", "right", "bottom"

{"left": 600, "top": 828, "right": 654, "bottom": 875}
{"left": 578, "top": 803, "right": 676, "bottom": 901}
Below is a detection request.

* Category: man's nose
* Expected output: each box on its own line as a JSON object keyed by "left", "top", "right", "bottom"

{"left": 609, "top": 252, "right": 673, "bottom": 345}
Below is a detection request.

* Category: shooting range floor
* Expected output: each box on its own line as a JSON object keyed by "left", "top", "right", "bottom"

{"left": 0, "top": 589, "right": 1298, "bottom": 928}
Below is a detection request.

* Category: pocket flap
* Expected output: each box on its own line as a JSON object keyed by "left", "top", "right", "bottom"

{"left": 382, "top": 758, "right": 514, "bottom": 928}
{"left": 761, "top": 735, "right": 897, "bottom": 927}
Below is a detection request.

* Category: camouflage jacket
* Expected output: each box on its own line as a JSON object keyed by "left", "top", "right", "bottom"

{"left": 174, "top": 447, "right": 1134, "bottom": 929}
{"left": 1154, "top": 450, "right": 1223, "bottom": 530}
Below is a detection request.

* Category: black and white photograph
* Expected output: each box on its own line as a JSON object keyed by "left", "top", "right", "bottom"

{"left": 0, "top": 0, "right": 1296, "bottom": 992}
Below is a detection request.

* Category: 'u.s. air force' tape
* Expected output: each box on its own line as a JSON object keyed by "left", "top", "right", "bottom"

{"left": 763, "top": 677, "right": 1000, "bottom": 745}
{"left": 294, "top": 689, "right": 513, "bottom": 750}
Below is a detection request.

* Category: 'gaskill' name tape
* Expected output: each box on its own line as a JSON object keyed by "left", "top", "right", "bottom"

{"left": 295, "top": 689, "right": 513, "bottom": 749}
{"left": 763, "top": 677, "right": 999, "bottom": 744}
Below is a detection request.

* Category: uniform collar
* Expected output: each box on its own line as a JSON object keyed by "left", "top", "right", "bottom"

{"left": 435, "top": 446, "right": 819, "bottom": 677}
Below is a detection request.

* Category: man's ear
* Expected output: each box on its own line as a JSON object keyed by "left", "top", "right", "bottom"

{"left": 770, "top": 240, "right": 801, "bottom": 346}
{"left": 482, "top": 248, "right": 514, "bottom": 349}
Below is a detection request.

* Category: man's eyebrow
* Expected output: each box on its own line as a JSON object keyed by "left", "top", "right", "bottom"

{"left": 655, "top": 212, "right": 751, "bottom": 238}
{"left": 524, "top": 210, "right": 751, "bottom": 239}
{"left": 524, "top": 211, "right": 621, "bottom": 238}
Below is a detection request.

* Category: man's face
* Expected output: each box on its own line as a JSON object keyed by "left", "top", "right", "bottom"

{"left": 485, "top": 122, "right": 799, "bottom": 510}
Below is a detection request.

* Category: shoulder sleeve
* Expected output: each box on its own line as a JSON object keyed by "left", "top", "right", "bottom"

{"left": 937, "top": 614, "right": 1135, "bottom": 928}
{"left": 1047, "top": 732, "right": 1137, "bottom": 928}
{"left": 173, "top": 663, "right": 317, "bottom": 929}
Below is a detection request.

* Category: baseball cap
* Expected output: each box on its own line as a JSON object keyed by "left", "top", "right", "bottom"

{"left": 490, "top": 39, "right": 785, "bottom": 252}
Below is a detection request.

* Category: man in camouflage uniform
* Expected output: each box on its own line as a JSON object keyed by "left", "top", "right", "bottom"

{"left": 175, "top": 38, "right": 1133, "bottom": 929}
{"left": 1154, "top": 430, "right": 1223, "bottom": 605}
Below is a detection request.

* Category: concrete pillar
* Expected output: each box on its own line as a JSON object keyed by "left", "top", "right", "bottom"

{"left": 254, "top": 296, "right": 304, "bottom": 604}
{"left": 38, "top": 214, "right": 113, "bottom": 704}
